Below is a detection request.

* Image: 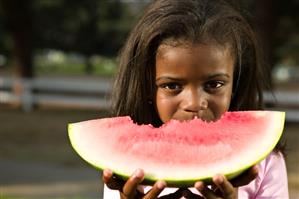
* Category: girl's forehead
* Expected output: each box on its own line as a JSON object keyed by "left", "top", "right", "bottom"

{"left": 155, "top": 42, "right": 235, "bottom": 78}
{"left": 156, "top": 41, "right": 234, "bottom": 60}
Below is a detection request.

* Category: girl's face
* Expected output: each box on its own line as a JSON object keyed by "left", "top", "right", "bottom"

{"left": 155, "top": 43, "right": 234, "bottom": 123}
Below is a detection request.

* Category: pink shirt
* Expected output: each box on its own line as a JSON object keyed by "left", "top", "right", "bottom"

{"left": 103, "top": 152, "right": 289, "bottom": 198}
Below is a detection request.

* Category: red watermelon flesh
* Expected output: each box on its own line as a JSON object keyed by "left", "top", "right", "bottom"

{"left": 68, "top": 111, "right": 285, "bottom": 186}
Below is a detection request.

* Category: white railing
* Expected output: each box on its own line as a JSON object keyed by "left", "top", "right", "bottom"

{"left": 0, "top": 76, "right": 112, "bottom": 111}
{"left": 0, "top": 76, "right": 298, "bottom": 122}
{"left": 263, "top": 91, "right": 299, "bottom": 122}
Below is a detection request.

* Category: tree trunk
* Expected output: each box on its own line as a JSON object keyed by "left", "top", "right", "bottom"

{"left": 254, "top": 0, "right": 277, "bottom": 69}
{"left": 1, "top": 0, "right": 34, "bottom": 78}
{"left": 253, "top": 0, "right": 278, "bottom": 87}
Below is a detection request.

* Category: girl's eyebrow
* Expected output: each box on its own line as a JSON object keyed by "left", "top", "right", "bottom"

{"left": 156, "top": 73, "right": 231, "bottom": 81}
{"left": 205, "top": 73, "right": 231, "bottom": 79}
{"left": 155, "top": 76, "right": 184, "bottom": 81}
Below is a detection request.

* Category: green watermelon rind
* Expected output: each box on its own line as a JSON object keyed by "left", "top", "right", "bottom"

{"left": 68, "top": 111, "right": 285, "bottom": 187}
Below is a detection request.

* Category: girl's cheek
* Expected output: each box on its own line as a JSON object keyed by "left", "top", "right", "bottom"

{"left": 156, "top": 96, "right": 179, "bottom": 123}
{"left": 211, "top": 97, "right": 231, "bottom": 119}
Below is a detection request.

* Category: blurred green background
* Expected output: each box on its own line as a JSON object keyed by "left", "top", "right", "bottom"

{"left": 0, "top": 0, "right": 298, "bottom": 198}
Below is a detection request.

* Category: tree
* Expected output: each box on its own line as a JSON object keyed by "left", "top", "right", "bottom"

{"left": 32, "top": 0, "right": 137, "bottom": 73}
{"left": 0, "top": 0, "right": 139, "bottom": 76}
{"left": 0, "top": 0, "right": 34, "bottom": 77}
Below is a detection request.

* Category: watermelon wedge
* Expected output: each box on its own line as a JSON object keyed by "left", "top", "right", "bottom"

{"left": 68, "top": 111, "right": 285, "bottom": 186}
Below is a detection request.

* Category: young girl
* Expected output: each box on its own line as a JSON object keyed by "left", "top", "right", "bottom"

{"left": 102, "top": 0, "right": 289, "bottom": 198}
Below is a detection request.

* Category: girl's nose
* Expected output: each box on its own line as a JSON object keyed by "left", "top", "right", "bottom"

{"left": 182, "top": 88, "right": 208, "bottom": 112}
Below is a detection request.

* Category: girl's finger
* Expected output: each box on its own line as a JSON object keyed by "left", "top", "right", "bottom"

{"left": 121, "top": 169, "right": 145, "bottom": 198}
{"left": 195, "top": 181, "right": 217, "bottom": 199}
{"left": 230, "top": 166, "right": 258, "bottom": 187}
{"left": 102, "top": 169, "right": 125, "bottom": 190}
{"left": 178, "top": 188, "right": 204, "bottom": 199}
{"left": 102, "top": 168, "right": 113, "bottom": 183}
{"left": 159, "top": 188, "right": 203, "bottom": 199}
{"left": 213, "top": 174, "right": 236, "bottom": 198}
{"left": 143, "top": 180, "right": 166, "bottom": 199}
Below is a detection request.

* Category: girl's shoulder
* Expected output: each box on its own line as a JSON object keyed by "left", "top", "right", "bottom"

{"left": 258, "top": 151, "right": 286, "bottom": 173}
{"left": 238, "top": 151, "right": 289, "bottom": 198}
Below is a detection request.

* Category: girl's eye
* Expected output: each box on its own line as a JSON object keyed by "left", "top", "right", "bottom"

{"left": 205, "top": 81, "right": 224, "bottom": 91}
{"left": 161, "top": 83, "right": 182, "bottom": 91}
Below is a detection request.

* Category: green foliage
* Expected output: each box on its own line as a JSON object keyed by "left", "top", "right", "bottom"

{"left": 34, "top": 50, "right": 117, "bottom": 76}
{"left": 32, "top": 0, "right": 141, "bottom": 56}
{"left": 0, "top": 0, "right": 149, "bottom": 75}
{"left": 2, "top": 0, "right": 298, "bottom": 76}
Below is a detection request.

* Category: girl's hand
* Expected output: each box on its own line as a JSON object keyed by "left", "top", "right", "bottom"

{"left": 102, "top": 168, "right": 167, "bottom": 199}
{"left": 103, "top": 165, "right": 258, "bottom": 199}
{"left": 103, "top": 168, "right": 201, "bottom": 199}
{"left": 195, "top": 175, "right": 237, "bottom": 199}
{"left": 230, "top": 165, "right": 259, "bottom": 187}
{"left": 194, "top": 165, "right": 259, "bottom": 199}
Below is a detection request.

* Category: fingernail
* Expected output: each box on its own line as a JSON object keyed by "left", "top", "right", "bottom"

{"left": 133, "top": 169, "right": 144, "bottom": 179}
{"left": 156, "top": 181, "right": 166, "bottom": 189}
{"left": 103, "top": 169, "right": 113, "bottom": 177}
{"left": 194, "top": 181, "right": 204, "bottom": 190}
{"left": 213, "top": 174, "right": 224, "bottom": 185}
{"left": 253, "top": 166, "right": 259, "bottom": 174}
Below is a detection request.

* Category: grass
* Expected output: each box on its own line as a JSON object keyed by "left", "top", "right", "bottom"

{"left": 35, "top": 61, "right": 117, "bottom": 76}
{"left": 0, "top": 107, "right": 110, "bottom": 166}
{"left": 34, "top": 52, "right": 117, "bottom": 76}
{"left": 0, "top": 53, "right": 118, "bottom": 77}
